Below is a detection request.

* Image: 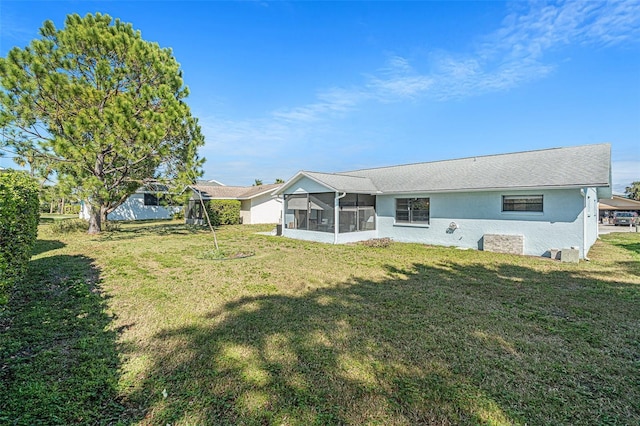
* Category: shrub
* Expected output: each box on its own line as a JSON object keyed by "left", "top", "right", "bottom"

{"left": 63, "top": 204, "right": 81, "bottom": 215}
{"left": 49, "top": 218, "right": 89, "bottom": 234}
{"left": 205, "top": 200, "right": 241, "bottom": 226}
{"left": 172, "top": 209, "right": 185, "bottom": 220}
{"left": 0, "top": 171, "right": 40, "bottom": 304}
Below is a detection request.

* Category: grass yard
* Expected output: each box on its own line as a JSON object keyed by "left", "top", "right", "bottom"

{"left": 1, "top": 220, "right": 639, "bottom": 425}
{"left": 39, "top": 213, "right": 80, "bottom": 222}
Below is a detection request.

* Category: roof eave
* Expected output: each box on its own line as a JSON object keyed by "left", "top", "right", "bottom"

{"left": 378, "top": 183, "right": 611, "bottom": 195}
{"left": 239, "top": 186, "right": 283, "bottom": 200}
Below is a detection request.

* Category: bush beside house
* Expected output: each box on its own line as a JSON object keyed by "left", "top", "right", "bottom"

{"left": 205, "top": 200, "right": 241, "bottom": 226}
{"left": 0, "top": 171, "right": 40, "bottom": 304}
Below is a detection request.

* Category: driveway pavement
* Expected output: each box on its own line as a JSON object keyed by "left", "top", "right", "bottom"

{"left": 599, "top": 224, "right": 638, "bottom": 234}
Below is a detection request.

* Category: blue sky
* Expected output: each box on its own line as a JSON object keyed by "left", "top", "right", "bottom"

{"left": 1, "top": 1, "right": 639, "bottom": 193}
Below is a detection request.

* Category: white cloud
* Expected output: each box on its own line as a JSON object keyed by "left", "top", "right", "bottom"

{"left": 368, "top": 1, "right": 640, "bottom": 101}
{"left": 367, "top": 74, "right": 433, "bottom": 100}
{"left": 255, "top": 0, "right": 640, "bottom": 112}
{"left": 272, "top": 87, "right": 366, "bottom": 122}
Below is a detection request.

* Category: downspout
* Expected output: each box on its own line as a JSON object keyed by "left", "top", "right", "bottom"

{"left": 334, "top": 192, "right": 347, "bottom": 244}
{"left": 580, "top": 188, "right": 590, "bottom": 261}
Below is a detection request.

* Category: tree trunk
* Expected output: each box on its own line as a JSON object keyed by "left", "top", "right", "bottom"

{"left": 87, "top": 204, "right": 102, "bottom": 234}
{"left": 100, "top": 206, "right": 108, "bottom": 230}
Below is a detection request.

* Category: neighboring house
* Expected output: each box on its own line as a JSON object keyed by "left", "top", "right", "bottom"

{"left": 598, "top": 195, "right": 640, "bottom": 222}
{"left": 79, "top": 184, "right": 182, "bottom": 221}
{"left": 196, "top": 179, "right": 225, "bottom": 186}
{"left": 274, "top": 144, "right": 612, "bottom": 259}
{"left": 186, "top": 183, "right": 282, "bottom": 225}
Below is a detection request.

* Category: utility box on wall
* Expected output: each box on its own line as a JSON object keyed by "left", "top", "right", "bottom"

{"left": 482, "top": 234, "right": 524, "bottom": 255}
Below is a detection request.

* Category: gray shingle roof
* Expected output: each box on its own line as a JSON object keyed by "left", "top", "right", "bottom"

{"left": 346, "top": 143, "right": 611, "bottom": 193}
{"left": 279, "top": 144, "right": 611, "bottom": 194}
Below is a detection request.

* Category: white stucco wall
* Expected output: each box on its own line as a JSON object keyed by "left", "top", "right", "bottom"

{"left": 79, "top": 201, "right": 91, "bottom": 220}
{"left": 248, "top": 194, "right": 281, "bottom": 224}
{"left": 285, "top": 229, "right": 336, "bottom": 243}
{"left": 283, "top": 229, "right": 377, "bottom": 244}
{"left": 106, "top": 193, "right": 181, "bottom": 221}
{"left": 336, "top": 230, "right": 377, "bottom": 243}
{"left": 376, "top": 188, "right": 589, "bottom": 257}
{"left": 240, "top": 200, "right": 251, "bottom": 224}
{"left": 286, "top": 177, "right": 334, "bottom": 194}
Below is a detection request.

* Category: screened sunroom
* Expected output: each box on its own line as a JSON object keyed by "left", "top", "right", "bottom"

{"left": 284, "top": 192, "right": 376, "bottom": 233}
{"left": 276, "top": 172, "right": 380, "bottom": 244}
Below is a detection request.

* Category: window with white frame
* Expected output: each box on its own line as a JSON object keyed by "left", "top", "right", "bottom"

{"left": 502, "top": 195, "right": 543, "bottom": 212}
{"left": 395, "top": 198, "right": 430, "bottom": 224}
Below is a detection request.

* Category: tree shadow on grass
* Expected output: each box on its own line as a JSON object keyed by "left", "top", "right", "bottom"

{"left": 615, "top": 260, "right": 640, "bottom": 277}
{"left": 0, "top": 243, "right": 124, "bottom": 425}
{"left": 30, "top": 239, "right": 65, "bottom": 256}
{"left": 122, "top": 260, "right": 640, "bottom": 425}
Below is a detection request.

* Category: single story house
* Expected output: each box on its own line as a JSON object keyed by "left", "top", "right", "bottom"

{"left": 274, "top": 144, "right": 612, "bottom": 259}
{"left": 186, "top": 183, "right": 282, "bottom": 225}
{"left": 79, "top": 184, "right": 182, "bottom": 221}
{"left": 598, "top": 195, "right": 640, "bottom": 222}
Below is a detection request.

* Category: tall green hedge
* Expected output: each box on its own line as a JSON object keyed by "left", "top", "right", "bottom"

{"left": 0, "top": 171, "right": 40, "bottom": 304}
{"left": 205, "top": 199, "right": 241, "bottom": 226}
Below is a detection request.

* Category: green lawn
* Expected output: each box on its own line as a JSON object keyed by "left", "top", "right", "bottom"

{"left": 1, "top": 221, "right": 639, "bottom": 425}
{"left": 39, "top": 213, "right": 80, "bottom": 221}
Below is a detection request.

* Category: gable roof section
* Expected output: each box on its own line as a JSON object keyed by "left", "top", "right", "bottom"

{"left": 274, "top": 171, "right": 379, "bottom": 195}
{"left": 240, "top": 183, "right": 283, "bottom": 198}
{"left": 303, "top": 171, "right": 379, "bottom": 193}
{"left": 191, "top": 183, "right": 282, "bottom": 200}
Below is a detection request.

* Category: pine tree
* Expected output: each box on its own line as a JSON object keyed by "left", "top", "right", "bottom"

{"left": 0, "top": 13, "right": 204, "bottom": 233}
